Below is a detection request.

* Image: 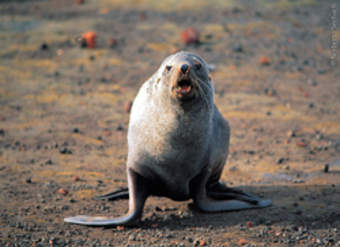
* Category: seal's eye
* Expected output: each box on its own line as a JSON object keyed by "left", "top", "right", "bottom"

{"left": 165, "top": 65, "right": 172, "bottom": 72}
{"left": 194, "top": 63, "right": 201, "bottom": 70}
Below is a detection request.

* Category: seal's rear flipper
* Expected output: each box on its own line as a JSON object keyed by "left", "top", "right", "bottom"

{"left": 207, "top": 182, "right": 262, "bottom": 204}
{"left": 94, "top": 188, "right": 129, "bottom": 201}
{"left": 194, "top": 198, "right": 272, "bottom": 212}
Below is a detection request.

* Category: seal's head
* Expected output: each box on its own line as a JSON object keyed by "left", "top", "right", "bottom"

{"left": 155, "top": 51, "right": 213, "bottom": 105}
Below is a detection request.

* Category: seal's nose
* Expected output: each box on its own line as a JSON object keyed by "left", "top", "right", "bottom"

{"left": 180, "top": 64, "right": 189, "bottom": 74}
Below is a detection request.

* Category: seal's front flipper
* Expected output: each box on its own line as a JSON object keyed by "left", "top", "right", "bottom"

{"left": 64, "top": 215, "right": 136, "bottom": 226}
{"left": 94, "top": 188, "right": 129, "bottom": 201}
{"left": 64, "top": 169, "right": 150, "bottom": 226}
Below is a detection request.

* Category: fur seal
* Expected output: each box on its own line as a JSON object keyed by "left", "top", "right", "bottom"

{"left": 64, "top": 51, "right": 271, "bottom": 226}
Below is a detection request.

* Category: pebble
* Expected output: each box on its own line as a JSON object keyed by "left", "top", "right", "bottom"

{"left": 323, "top": 164, "right": 329, "bottom": 173}
{"left": 276, "top": 157, "right": 285, "bottom": 164}
{"left": 59, "top": 148, "right": 72, "bottom": 154}
{"left": 296, "top": 141, "right": 307, "bottom": 148}
{"left": 116, "top": 124, "right": 124, "bottom": 131}
{"left": 264, "top": 87, "right": 276, "bottom": 96}
{"left": 45, "top": 159, "right": 53, "bottom": 165}
{"left": 246, "top": 221, "right": 253, "bottom": 228}
{"left": 108, "top": 38, "right": 118, "bottom": 48}
{"left": 125, "top": 101, "right": 133, "bottom": 113}
{"left": 40, "top": 43, "right": 49, "bottom": 50}
{"left": 81, "top": 31, "right": 97, "bottom": 49}
{"left": 58, "top": 188, "right": 68, "bottom": 195}
{"left": 232, "top": 43, "right": 243, "bottom": 52}
{"left": 238, "top": 238, "right": 247, "bottom": 245}
{"left": 287, "top": 130, "right": 296, "bottom": 137}
{"left": 259, "top": 56, "right": 271, "bottom": 65}
{"left": 128, "top": 233, "right": 136, "bottom": 241}
{"left": 181, "top": 27, "right": 200, "bottom": 45}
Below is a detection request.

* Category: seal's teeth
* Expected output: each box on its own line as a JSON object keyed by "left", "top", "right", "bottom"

{"left": 178, "top": 85, "right": 191, "bottom": 93}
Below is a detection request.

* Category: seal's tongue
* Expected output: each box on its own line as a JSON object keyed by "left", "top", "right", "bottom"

{"left": 178, "top": 85, "right": 191, "bottom": 94}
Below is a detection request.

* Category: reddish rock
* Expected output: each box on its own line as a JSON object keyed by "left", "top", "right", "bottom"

{"left": 238, "top": 239, "right": 247, "bottom": 246}
{"left": 259, "top": 56, "right": 271, "bottom": 65}
{"left": 296, "top": 141, "right": 307, "bottom": 148}
{"left": 72, "top": 175, "right": 80, "bottom": 182}
{"left": 116, "top": 225, "right": 125, "bottom": 230}
{"left": 108, "top": 38, "right": 118, "bottom": 48}
{"left": 246, "top": 221, "right": 253, "bottom": 228}
{"left": 82, "top": 31, "right": 97, "bottom": 49}
{"left": 181, "top": 27, "right": 200, "bottom": 45}
{"left": 125, "top": 101, "right": 133, "bottom": 113}
{"left": 199, "top": 240, "right": 206, "bottom": 246}
{"left": 58, "top": 188, "right": 68, "bottom": 195}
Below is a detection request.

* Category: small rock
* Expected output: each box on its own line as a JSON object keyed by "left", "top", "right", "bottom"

{"left": 26, "top": 178, "right": 32, "bottom": 184}
{"left": 45, "top": 159, "right": 53, "bottom": 165}
{"left": 116, "top": 225, "right": 125, "bottom": 230}
{"left": 59, "top": 148, "right": 72, "bottom": 154}
{"left": 246, "top": 221, "right": 253, "bottom": 228}
{"left": 125, "top": 101, "right": 133, "bottom": 113}
{"left": 58, "top": 188, "right": 68, "bottom": 196}
{"left": 75, "top": 0, "right": 84, "bottom": 4}
{"left": 72, "top": 175, "right": 80, "bottom": 181}
{"left": 264, "top": 87, "right": 276, "bottom": 96}
{"left": 287, "top": 130, "right": 296, "bottom": 137}
{"left": 116, "top": 124, "right": 124, "bottom": 131}
{"left": 128, "top": 233, "right": 136, "bottom": 241}
{"left": 40, "top": 43, "right": 49, "bottom": 50}
{"left": 296, "top": 141, "right": 307, "bottom": 148}
{"left": 238, "top": 238, "right": 247, "bottom": 246}
{"left": 181, "top": 27, "right": 200, "bottom": 45}
{"left": 199, "top": 240, "right": 206, "bottom": 246}
{"left": 307, "top": 79, "right": 318, "bottom": 86}
{"left": 108, "top": 38, "right": 118, "bottom": 48}
{"left": 259, "top": 56, "right": 270, "bottom": 66}
{"left": 81, "top": 31, "right": 97, "bottom": 49}
{"left": 73, "top": 128, "right": 79, "bottom": 133}
{"left": 232, "top": 43, "right": 243, "bottom": 52}
{"left": 277, "top": 157, "right": 285, "bottom": 164}
{"left": 324, "top": 164, "right": 329, "bottom": 173}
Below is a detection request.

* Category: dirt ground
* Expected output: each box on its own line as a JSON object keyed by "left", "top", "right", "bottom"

{"left": 0, "top": 0, "right": 339, "bottom": 246}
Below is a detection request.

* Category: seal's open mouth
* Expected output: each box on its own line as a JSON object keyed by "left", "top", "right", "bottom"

{"left": 176, "top": 79, "right": 192, "bottom": 95}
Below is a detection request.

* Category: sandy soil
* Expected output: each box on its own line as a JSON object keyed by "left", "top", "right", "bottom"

{"left": 0, "top": 0, "right": 339, "bottom": 246}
